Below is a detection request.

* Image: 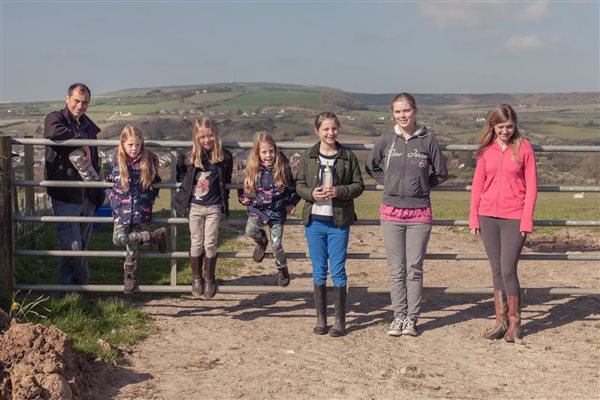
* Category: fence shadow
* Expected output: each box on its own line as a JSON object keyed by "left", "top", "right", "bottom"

{"left": 93, "top": 361, "right": 153, "bottom": 400}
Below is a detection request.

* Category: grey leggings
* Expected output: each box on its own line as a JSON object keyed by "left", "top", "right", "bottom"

{"left": 479, "top": 216, "right": 526, "bottom": 296}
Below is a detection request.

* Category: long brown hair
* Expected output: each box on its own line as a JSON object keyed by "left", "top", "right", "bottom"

{"left": 244, "top": 132, "right": 291, "bottom": 195}
{"left": 476, "top": 104, "right": 524, "bottom": 161}
{"left": 187, "top": 117, "right": 224, "bottom": 169}
{"left": 117, "top": 124, "right": 158, "bottom": 192}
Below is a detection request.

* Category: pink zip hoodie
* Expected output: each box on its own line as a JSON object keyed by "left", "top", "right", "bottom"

{"left": 469, "top": 139, "right": 537, "bottom": 233}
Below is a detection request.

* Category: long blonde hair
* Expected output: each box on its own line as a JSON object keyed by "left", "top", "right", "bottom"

{"left": 117, "top": 124, "right": 158, "bottom": 192}
{"left": 187, "top": 117, "right": 224, "bottom": 169}
{"left": 476, "top": 104, "right": 524, "bottom": 161}
{"left": 244, "top": 132, "right": 291, "bottom": 195}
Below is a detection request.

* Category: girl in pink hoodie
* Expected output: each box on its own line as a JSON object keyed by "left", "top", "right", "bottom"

{"left": 469, "top": 104, "right": 537, "bottom": 343}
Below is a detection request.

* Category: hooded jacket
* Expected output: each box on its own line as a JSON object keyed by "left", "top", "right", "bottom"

{"left": 469, "top": 139, "right": 537, "bottom": 233}
{"left": 366, "top": 126, "right": 448, "bottom": 209}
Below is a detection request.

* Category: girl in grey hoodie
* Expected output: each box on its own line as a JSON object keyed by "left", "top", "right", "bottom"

{"left": 366, "top": 93, "right": 448, "bottom": 337}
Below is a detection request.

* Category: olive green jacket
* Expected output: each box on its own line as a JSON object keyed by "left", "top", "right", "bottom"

{"left": 295, "top": 141, "right": 364, "bottom": 227}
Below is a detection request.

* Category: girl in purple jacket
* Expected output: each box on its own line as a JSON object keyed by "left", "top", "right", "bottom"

{"left": 106, "top": 125, "right": 167, "bottom": 294}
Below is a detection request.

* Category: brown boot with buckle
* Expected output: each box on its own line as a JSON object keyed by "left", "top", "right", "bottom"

{"left": 190, "top": 255, "right": 204, "bottom": 298}
{"left": 483, "top": 290, "right": 509, "bottom": 340}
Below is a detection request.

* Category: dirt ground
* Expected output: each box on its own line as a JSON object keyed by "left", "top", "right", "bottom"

{"left": 96, "top": 226, "right": 599, "bottom": 400}
{"left": 2, "top": 227, "right": 599, "bottom": 399}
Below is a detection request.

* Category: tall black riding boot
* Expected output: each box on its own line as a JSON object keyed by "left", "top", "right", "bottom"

{"left": 190, "top": 255, "right": 204, "bottom": 298}
{"left": 329, "top": 285, "right": 347, "bottom": 337}
{"left": 313, "top": 284, "right": 328, "bottom": 335}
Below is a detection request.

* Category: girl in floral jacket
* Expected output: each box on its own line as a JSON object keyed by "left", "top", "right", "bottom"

{"left": 106, "top": 125, "right": 166, "bottom": 294}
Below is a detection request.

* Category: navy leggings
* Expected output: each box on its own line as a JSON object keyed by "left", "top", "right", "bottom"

{"left": 479, "top": 216, "right": 526, "bottom": 296}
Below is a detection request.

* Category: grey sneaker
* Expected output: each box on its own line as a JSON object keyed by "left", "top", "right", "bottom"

{"left": 388, "top": 317, "right": 405, "bottom": 336}
{"left": 402, "top": 319, "right": 418, "bottom": 336}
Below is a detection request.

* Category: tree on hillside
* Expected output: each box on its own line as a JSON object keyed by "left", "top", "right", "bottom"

{"left": 320, "top": 92, "right": 367, "bottom": 111}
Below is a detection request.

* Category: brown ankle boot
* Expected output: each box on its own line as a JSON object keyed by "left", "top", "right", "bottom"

{"left": 276, "top": 262, "right": 290, "bottom": 287}
{"left": 329, "top": 285, "right": 347, "bottom": 337}
{"left": 151, "top": 228, "right": 167, "bottom": 253}
{"left": 190, "top": 255, "right": 204, "bottom": 298}
{"left": 504, "top": 295, "right": 522, "bottom": 343}
{"left": 252, "top": 230, "right": 268, "bottom": 263}
{"left": 483, "top": 290, "right": 509, "bottom": 340}
{"left": 203, "top": 255, "right": 218, "bottom": 299}
{"left": 123, "top": 260, "right": 137, "bottom": 294}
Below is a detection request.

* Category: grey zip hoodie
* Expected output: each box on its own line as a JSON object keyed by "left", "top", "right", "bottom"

{"left": 366, "top": 126, "right": 448, "bottom": 209}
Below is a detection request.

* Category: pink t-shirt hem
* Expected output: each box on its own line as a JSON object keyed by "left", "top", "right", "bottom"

{"left": 379, "top": 204, "right": 432, "bottom": 224}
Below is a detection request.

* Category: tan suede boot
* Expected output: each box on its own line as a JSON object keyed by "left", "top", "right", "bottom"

{"left": 504, "top": 295, "right": 522, "bottom": 343}
{"left": 483, "top": 290, "right": 509, "bottom": 340}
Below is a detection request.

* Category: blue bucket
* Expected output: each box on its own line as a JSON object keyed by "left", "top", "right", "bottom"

{"left": 94, "top": 204, "right": 112, "bottom": 230}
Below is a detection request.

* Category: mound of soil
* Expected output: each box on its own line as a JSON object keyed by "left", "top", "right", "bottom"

{"left": 0, "top": 308, "right": 105, "bottom": 400}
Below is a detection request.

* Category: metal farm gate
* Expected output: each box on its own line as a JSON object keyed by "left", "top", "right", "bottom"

{"left": 1, "top": 136, "right": 598, "bottom": 296}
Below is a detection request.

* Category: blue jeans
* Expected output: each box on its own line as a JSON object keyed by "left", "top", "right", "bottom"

{"left": 305, "top": 219, "right": 350, "bottom": 287}
{"left": 51, "top": 198, "right": 95, "bottom": 285}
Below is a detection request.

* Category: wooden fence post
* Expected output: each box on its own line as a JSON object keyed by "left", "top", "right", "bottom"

{"left": 0, "top": 136, "right": 15, "bottom": 296}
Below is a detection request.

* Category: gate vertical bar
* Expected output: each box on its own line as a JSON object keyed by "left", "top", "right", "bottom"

{"left": 170, "top": 146, "right": 178, "bottom": 286}
{"left": 23, "top": 136, "right": 35, "bottom": 247}
{"left": 0, "top": 136, "right": 15, "bottom": 295}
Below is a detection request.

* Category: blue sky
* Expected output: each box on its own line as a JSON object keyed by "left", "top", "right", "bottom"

{"left": 1, "top": 1, "right": 599, "bottom": 102}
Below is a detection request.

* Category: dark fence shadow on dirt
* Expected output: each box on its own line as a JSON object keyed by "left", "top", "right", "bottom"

{"left": 129, "top": 286, "right": 600, "bottom": 336}
{"left": 415, "top": 293, "right": 600, "bottom": 336}
{"left": 94, "top": 363, "right": 153, "bottom": 400}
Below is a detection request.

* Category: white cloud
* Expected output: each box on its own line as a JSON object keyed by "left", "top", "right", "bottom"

{"left": 502, "top": 34, "right": 562, "bottom": 54}
{"left": 419, "top": 1, "right": 551, "bottom": 29}
{"left": 518, "top": 1, "right": 551, "bottom": 21}
{"left": 419, "top": 3, "right": 496, "bottom": 29}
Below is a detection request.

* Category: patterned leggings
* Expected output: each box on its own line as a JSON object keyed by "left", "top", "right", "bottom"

{"left": 112, "top": 223, "right": 149, "bottom": 262}
{"left": 245, "top": 214, "right": 286, "bottom": 267}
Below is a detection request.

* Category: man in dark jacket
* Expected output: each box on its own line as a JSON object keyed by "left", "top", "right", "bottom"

{"left": 44, "top": 83, "right": 104, "bottom": 285}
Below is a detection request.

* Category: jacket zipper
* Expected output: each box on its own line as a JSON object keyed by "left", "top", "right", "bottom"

{"left": 400, "top": 136, "right": 408, "bottom": 198}
{"left": 495, "top": 147, "right": 505, "bottom": 217}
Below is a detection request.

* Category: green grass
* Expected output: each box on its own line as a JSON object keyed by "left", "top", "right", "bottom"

{"left": 0, "top": 292, "right": 153, "bottom": 364}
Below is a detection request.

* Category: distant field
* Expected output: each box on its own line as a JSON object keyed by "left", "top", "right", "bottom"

{"left": 91, "top": 99, "right": 184, "bottom": 115}
{"left": 209, "top": 91, "right": 322, "bottom": 110}
{"left": 153, "top": 179, "right": 599, "bottom": 225}
{"left": 525, "top": 123, "right": 599, "bottom": 140}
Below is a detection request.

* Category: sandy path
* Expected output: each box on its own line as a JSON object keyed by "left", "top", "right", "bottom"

{"left": 99, "top": 227, "right": 600, "bottom": 400}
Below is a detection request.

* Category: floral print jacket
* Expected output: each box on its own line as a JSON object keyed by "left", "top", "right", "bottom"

{"left": 105, "top": 154, "right": 161, "bottom": 225}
